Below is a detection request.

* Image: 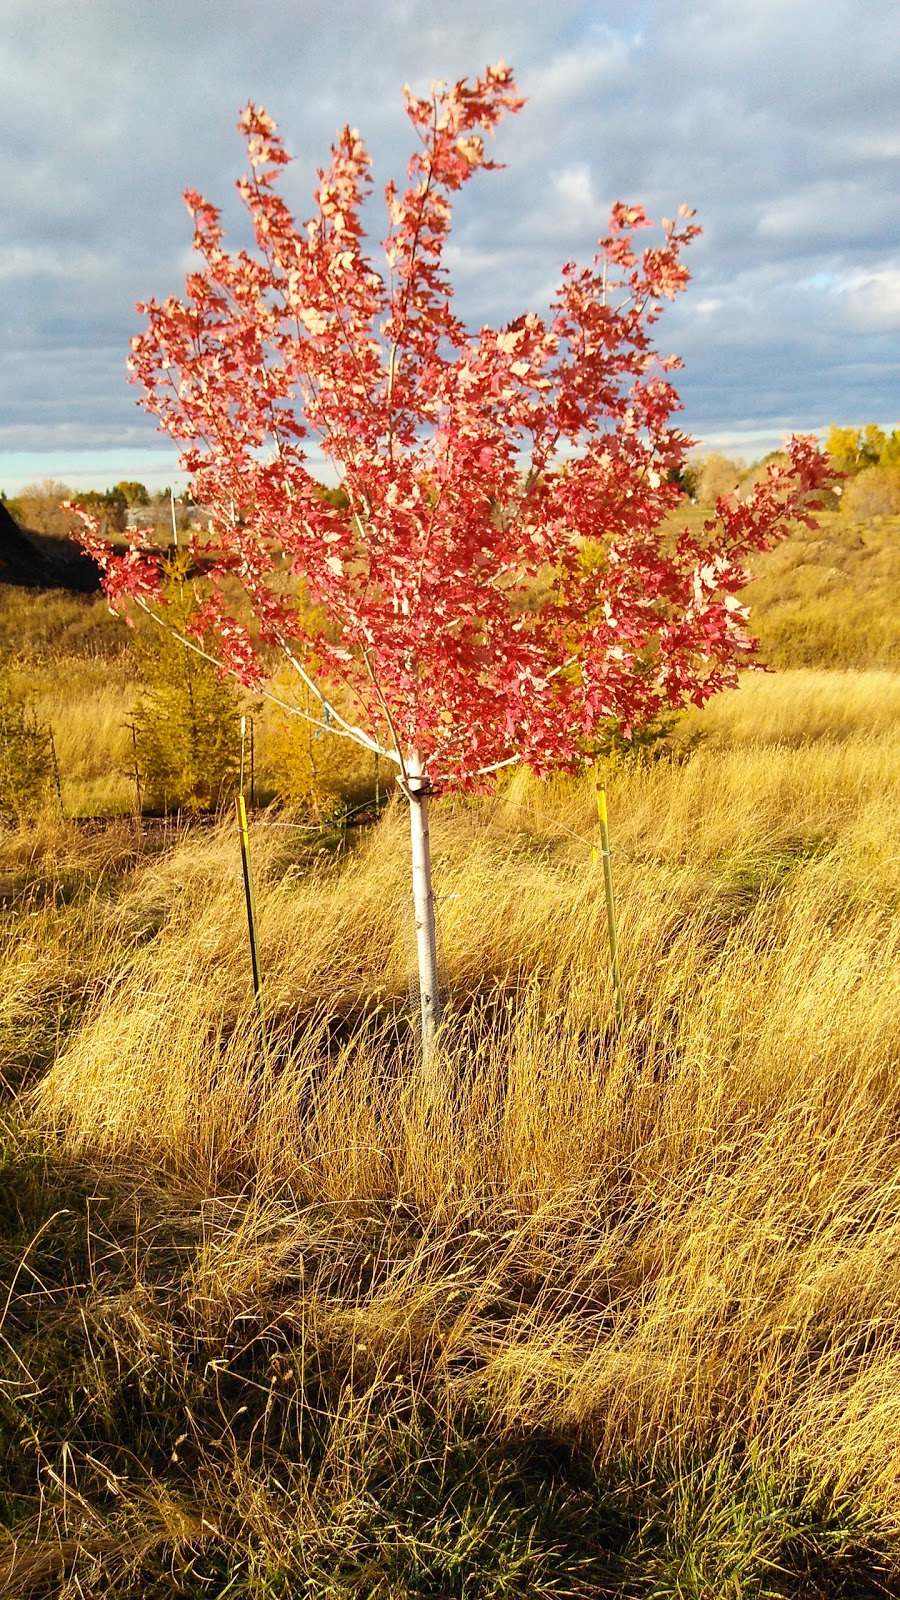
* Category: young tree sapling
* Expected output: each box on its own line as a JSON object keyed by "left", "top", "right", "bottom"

{"left": 70, "top": 63, "right": 831, "bottom": 1058}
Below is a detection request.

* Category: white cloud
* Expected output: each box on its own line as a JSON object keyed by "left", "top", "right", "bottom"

{"left": 526, "top": 36, "right": 631, "bottom": 106}
{"left": 554, "top": 162, "right": 598, "bottom": 218}
{"left": 836, "top": 266, "right": 900, "bottom": 334}
{"left": 691, "top": 297, "right": 726, "bottom": 318}
{"left": 0, "top": 244, "right": 114, "bottom": 282}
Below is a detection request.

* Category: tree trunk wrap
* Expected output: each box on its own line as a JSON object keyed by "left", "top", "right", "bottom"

{"left": 407, "top": 753, "right": 442, "bottom": 1062}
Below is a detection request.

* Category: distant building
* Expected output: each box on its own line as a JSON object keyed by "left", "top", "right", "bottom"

{"left": 124, "top": 503, "right": 214, "bottom": 534}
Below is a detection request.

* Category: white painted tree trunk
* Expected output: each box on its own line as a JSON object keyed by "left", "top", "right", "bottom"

{"left": 406, "top": 751, "right": 442, "bottom": 1065}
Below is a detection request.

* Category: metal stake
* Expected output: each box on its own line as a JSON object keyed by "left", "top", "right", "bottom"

{"left": 236, "top": 792, "right": 264, "bottom": 1027}
{"left": 130, "top": 723, "right": 142, "bottom": 815}
{"left": 594, "top": 784, "right": 624, "bottom": 1027}
{"left": 47, "top": 724, "right": 63, "bottom": 815}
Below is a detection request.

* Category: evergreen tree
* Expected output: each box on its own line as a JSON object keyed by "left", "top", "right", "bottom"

{"left": 132, "top": 556, "right": 240, "bottom": 812}
{"left": 0, "top": 667, "right": 52, "bottom": 815}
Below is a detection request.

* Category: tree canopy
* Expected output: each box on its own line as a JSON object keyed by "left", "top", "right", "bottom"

{"left": 71, "top": 64, "right": 829, "bottom": 795}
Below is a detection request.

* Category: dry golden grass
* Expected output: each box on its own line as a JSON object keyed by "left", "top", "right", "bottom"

{"left": 26, "top": 661, "right": 137, "bottom": 814}
{"left": 4, "top": 530, "right": 900, "bottom": 1590}
{"left": 1, "top": 586, "right": 138, "bottom": 813}
{"left": 744, "top": 510, "right": 900, "bottom": 669}
{"left": 662, "top": 505, "right": 900, "bottom": 668}
{"left": 1, "top": 665, "right": 895, "bottom": 1593}
{"left": 676, "top": 665, "right": 900, "bottom": 749}
{"left": 0, "top": 583, "right": 125, "bottom": 661}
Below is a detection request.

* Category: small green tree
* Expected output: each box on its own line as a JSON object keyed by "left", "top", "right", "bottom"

{"left": 268, "top": 676, "right": 376, "bottom": 815}
{"left": 132, "top": 556, "right": 241, "bottom": 812}
{"left": 0, "top": 668, "right": 53, "bottom": 815}
{"left": 860, "top": 424, "right": 888, "bottom": 468}
{"left": 115, "top": 481, "right": 150, "bottom": 507}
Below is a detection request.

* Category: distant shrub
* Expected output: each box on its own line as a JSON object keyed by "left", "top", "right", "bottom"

{"left": 0, "top": 668, "right": 53, "bottom": 814}
{"left": 690, "top": 453, "right": 745, "bottom": 506}
{"left": 267, "top": 677, "right": 379, "bottom": 816}
{"left": 841, "top": 466, "right": 900, "bottom": 520}
{"left": 8, "top": 479, "right": 74, "bottom": 538}
{"left": 132, "top": 558, "right": 240, "bottom": 813}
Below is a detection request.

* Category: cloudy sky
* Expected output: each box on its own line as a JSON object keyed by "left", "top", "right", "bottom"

{"left": 2, "top": 0, "right": 898, "bottom": 494}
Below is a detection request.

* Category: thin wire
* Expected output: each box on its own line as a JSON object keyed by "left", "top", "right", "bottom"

{"left": 488, "top": 791, "right": 599, "bottom": 853}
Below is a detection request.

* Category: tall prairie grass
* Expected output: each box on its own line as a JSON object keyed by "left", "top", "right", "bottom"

{"left": 2, "top": 666, "right": 899, "bottom": 1594}
{"left": 4, "top": 504, "right": 900, "bottom": 821}
{"left": 26, "top": 661, "right": 136, "bottom": 814}
{"left": 676, "top": 664, "right": 900, "bottom": 748}
{"left": 744, "top": 509, "right": 900, "bottom": 669}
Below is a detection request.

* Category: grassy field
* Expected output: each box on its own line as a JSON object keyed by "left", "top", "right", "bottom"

{"left": 2, "top": 512, "right": 900, "bottom": 1596}
{"left": 3, "top": 507, "right": 899, "bottom": 817}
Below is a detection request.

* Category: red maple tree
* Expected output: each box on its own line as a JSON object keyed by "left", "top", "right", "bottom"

{"left": 71, "top": 62, "right": 830, "bottom": 1054}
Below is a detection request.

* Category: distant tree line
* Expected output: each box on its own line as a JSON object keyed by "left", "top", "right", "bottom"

{"left": 822, "top": 425, "right": 900, "bottom": 517}
{"left": 824, "top": 424, "right": 900, "bottom": 475}
{"left": 675, "top": 424, "right": 900, "bottom": 517}
{"left": 2, "top": 480, "right": 198, "bottom": 540}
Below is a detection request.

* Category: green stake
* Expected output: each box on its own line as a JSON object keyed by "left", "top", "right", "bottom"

{"left": 595, "top": 785, "right": 624, "bottom": 1027}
